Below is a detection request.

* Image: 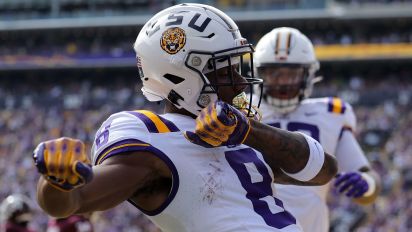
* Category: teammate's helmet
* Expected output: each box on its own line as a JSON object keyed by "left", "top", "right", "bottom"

{"left": 254, "top": 27, "right": 320, "bottom": 114}
{"left": 0, "top": 194, "right": 32, "bottom": 225}
{"left": 134, "top": 3, "right": 262, "bottom": 116}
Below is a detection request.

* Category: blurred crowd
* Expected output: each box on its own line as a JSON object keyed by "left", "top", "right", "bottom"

{"left": 3, "top": 0, "right": 412, "bottom": 21}
{"left": 1, "top": 22, "right": 412, "bottom": 63}
{"left": 0, "top": 67, "right": 411, "bottom": 231}
{"left": 3, "top": 0, "right": 412, "bottom": 22}
{"left": 1, "top": 1, "right": 411, "bottom": 231}
{"left": 0, "top": 0, "right": 325, "bottom": 21}
{"left": 0, "top": 71, "right": 163, "bottom": 231}
{"left": 336, "top": 0, "right": 412, "bottom": 4}
{"left": 316, "top": 76, "right": 412, "bottom": 232}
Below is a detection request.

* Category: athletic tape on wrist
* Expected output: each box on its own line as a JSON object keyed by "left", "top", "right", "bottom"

{"left": 282, "top": 132, "right": 325, "bottom": 182}
{"left": 361, "top": 172, "right": 376, "bottom": 197}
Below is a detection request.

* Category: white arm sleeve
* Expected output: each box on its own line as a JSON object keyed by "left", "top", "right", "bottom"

{"left": 335, "top": 130, "right": 370, "bottom": 173}
{"left": 282, "top": 132, "right": 325, "bottom": 182}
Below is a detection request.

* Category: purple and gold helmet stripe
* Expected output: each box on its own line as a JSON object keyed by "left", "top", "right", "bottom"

{"left": 286, "top": 31, "right": 292, "bottom": 55}
{"left": 274, "top": 31, "right": 290, "bottom": 60}
{"left": 274, "top": 31, "right": 281, "bottom": 55}
{"left": 96, "top": 139, "right": 151, "bottom": 165}
{"left": 127, "top": 110, "right": 179, "bottom": 133}
{"left": 328, "top": 97, "right": 346, "bottom": 114}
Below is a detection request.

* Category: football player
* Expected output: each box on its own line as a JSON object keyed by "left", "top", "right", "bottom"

{"left": 0, "top": 194, "right": 35, "bottom": 232}
{"left": 254, "top": 27, "right": 381, "bottom": 232}
{"left": 32, "top": 5, "right": 338, "bottom": 232}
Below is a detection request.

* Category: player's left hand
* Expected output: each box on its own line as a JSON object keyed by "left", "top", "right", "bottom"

{"left": 32, "top": 137, "right": 93, "bottom": 192}
{"left": 184, "top": 101, "right": 251, "bottom": 147}
{"left": 334, "top": 172, "right": 369, "bottom": 198}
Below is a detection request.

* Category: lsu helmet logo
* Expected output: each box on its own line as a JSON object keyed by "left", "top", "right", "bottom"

{"left": 160, "top": 27, "right": 186, "bottom": 54}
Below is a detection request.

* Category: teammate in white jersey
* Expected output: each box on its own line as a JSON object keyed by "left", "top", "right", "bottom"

{"left": 254, "top": 27, "right": 381, "bottom": 232}
{"left": 32, "top": 5, "right": 338, "bottom": 232}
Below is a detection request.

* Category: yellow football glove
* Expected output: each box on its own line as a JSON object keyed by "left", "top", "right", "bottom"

{"left": 184, "top": 101, "right": 251, "bottom": 147}
{"left": 32, "top": 137, "right": 93, "bottom": 191}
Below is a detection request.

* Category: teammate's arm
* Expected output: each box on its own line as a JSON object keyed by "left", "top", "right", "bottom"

{"left": 332, "top": 103, "right": 381, "bottom": 205}
{"left": 245, "top": 120, "right": 338, "bottom": 186}
{"left": 34, "top": 139, "right": 166, "bottom": 218}
{"left": 333, "top": 129, "right": 381, "bottom": 205}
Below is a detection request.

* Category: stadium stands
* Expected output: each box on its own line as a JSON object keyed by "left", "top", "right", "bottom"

{"left": 0, "top": 65, "right": 411, "bottom": 230}
{"left": 1, "top": 0, "right": 412, "bottom": 231}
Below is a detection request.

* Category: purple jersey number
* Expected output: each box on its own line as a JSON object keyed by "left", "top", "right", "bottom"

{"left": 269, "top": 122, "right": 320, "bottom": 142}
{"left": 95, "top": 122, "right": 111, "bottom": 150}
{"left": 225, "top": 148, "right": 296, "bottom": 229}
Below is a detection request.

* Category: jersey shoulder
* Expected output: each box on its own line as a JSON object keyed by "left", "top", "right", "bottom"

{"left": 301, "top": 97, "right": 356, "bottom": 130}
{"left": 91, "top": 110, "right": 180, "bottom": 165}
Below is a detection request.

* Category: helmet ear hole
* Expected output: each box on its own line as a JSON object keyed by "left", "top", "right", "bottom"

{"left": 163, "top": 74, "right": 185, "bottom": 84}
{"left": 167, "top": 90, "right": 184, "bottom": 106}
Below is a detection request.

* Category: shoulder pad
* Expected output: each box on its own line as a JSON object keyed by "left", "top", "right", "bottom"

{"left": 91, "top": 110, "right": 179, "bottom": 165}
{"left": 325, "top": 97, "right": 356, "bottom": 131}
{"left": 327, "top": 97, "right": 347, "bottom": 115}
{"left": 126, "top": 110, "right": 179, "bottom": 133}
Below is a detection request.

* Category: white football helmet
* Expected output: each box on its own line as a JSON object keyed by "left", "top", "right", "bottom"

{"left": 254, "top": 27, "right": 321, "bottom": 114}
{"left": 134, "top": 3, "right": 262, "bottom": 116}
{"left": 0, "top": 194, "right": 32, "bottom": 224}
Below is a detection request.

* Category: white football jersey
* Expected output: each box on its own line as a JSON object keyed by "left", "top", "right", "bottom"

{"left": 260, "top": 97, "right": 370, "bottom": 232}
{"left": 91, "top": 110, "right": 302, "bottom": 232}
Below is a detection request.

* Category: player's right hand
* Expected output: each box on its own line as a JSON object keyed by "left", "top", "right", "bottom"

{"left": 32, "top": 137, "right": 93, "bottom": 192}
{"left": 184, "top": 101, "right": 251, "bottom": 148}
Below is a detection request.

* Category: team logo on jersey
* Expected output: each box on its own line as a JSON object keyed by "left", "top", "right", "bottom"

{"left": 160, "top": 27, "right": 186, "bottom": 54}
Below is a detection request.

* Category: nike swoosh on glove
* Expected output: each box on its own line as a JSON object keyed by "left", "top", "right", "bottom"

{"left": 334, "top": 172, "right": 369, "bottom": 198}
{"left": 184, "top": 101, "right": 251, "bottom": 148}
{"left": 33, "top": 137, "right": 93, "bottom": 192}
